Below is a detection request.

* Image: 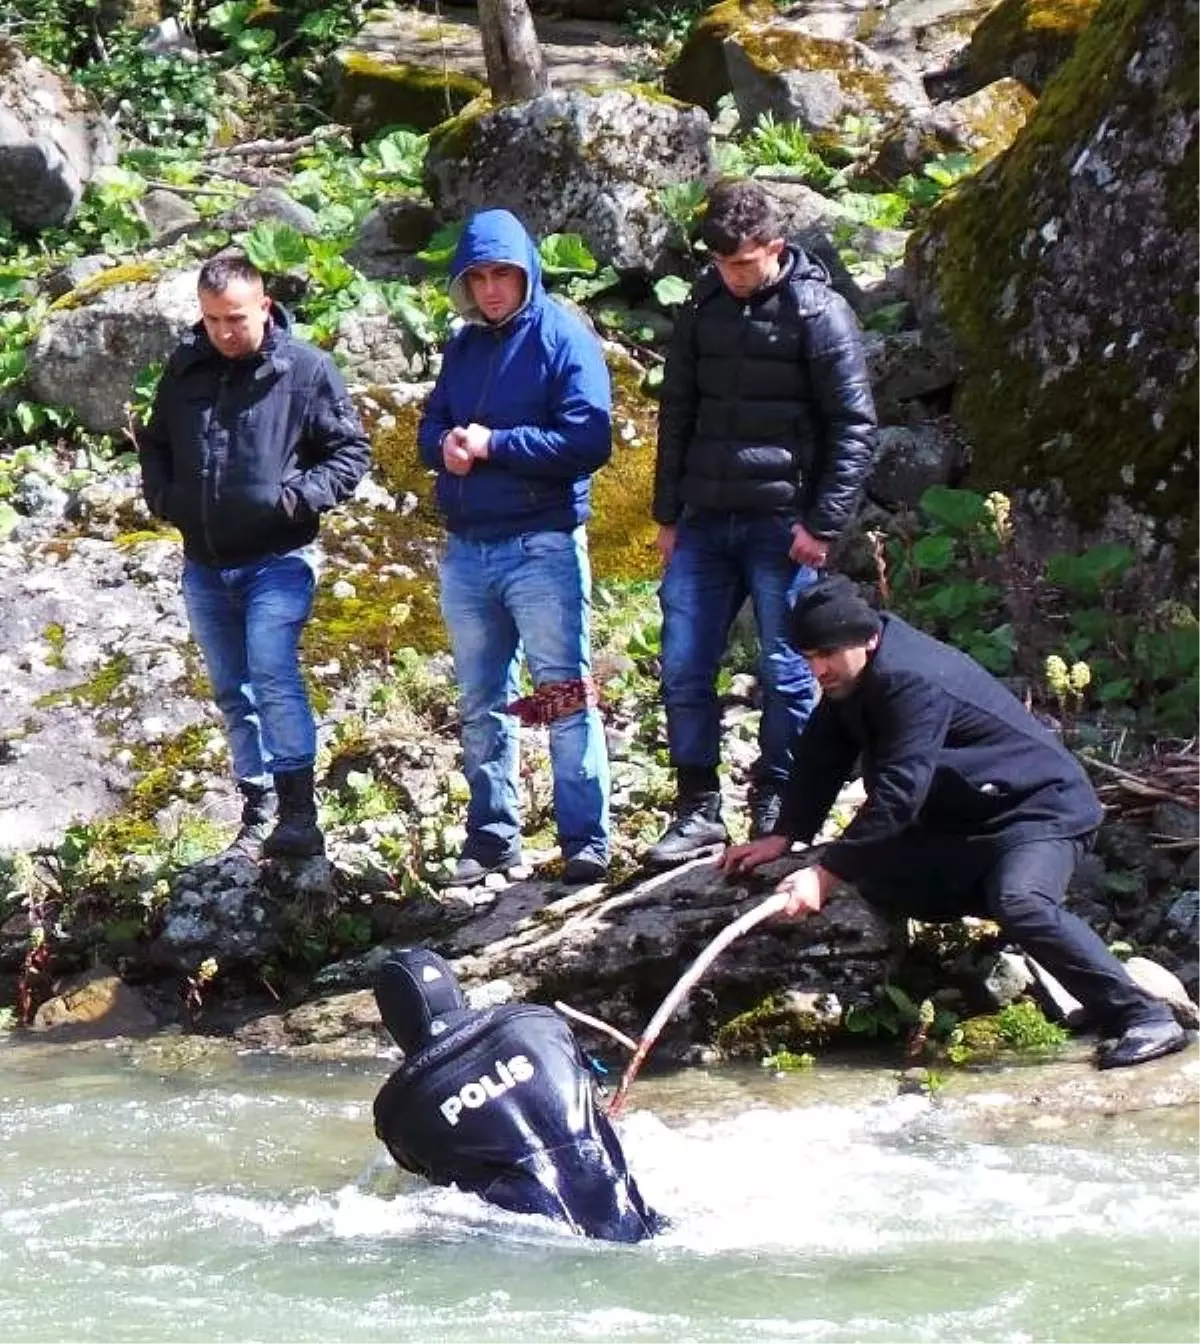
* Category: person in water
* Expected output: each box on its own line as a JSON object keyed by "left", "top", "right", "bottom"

{"left": 722, "top": 575, "right": 1189, "bottom": 1072}
{"left": 372, "top": 947, "right": 663, "bottom": 1241}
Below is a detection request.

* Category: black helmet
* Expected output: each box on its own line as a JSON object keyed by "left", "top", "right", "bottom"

{"left": 375, "top": 947, "right": 470, "bottom": 1055}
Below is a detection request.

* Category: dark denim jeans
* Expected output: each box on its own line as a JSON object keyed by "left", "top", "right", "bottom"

{"left": 440, "top": 527, "right": 610, "bottom": 860}
{"left": 659, "top": 512, "right": 817, "bottom": 788}
{"left": 182, "top": 546, "right": 319, "bottom": 786}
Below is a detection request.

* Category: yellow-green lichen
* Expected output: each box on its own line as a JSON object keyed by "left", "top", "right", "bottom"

{"left": 664, "top": 0, "right": 777, "bottom": 110}
{"left": 426, "top": 94, "right": 494, "bottom": 161}
{"left": 35, "top": 653, "right": 132, "bottom": 711}
{"left": 963, "top": 0, "right": 1102, "bottom": 92}
{"left": 737, "top": 26, "right": 899, "bottom": 116}
{"left": 333, "top": 52, "right": 485, "bottom": 137}
{"left": 50, "top": 262, "right": 162, "bottom": 311}
{"left": 590, "top": 352, "right": 661, "bottom": 583}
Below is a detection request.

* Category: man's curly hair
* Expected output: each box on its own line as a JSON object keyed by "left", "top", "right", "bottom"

{"left": 699, "top": 179, "right": 782, "bottom": 256}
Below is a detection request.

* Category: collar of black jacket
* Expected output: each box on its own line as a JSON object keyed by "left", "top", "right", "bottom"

{"left": 174, "top": 300, "right": 295, "bottom": 376}
{"left": 692, "top": 242, "right": 830, "bottom": 308}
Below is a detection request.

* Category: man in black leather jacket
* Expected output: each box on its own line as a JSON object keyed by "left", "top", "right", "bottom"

{"left": 648, "top": 178, "right": 876, "bottom": 868}
{"left": 723, "top": 575, "right": 1188, "bottom": 1071}
{"left": 373, "top": 948, "right": 662, "bottom": 1242}
{"left": 138, "top": 250, "right": 369, "bottom": 859}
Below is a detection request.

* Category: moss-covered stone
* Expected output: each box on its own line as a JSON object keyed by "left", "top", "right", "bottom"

{"left": 50, "top": 262, "right": 161, "bottom": 312}
{"left": 590, "top": 352, "right": 661, "bottom": 584}
{"left": 332, "top": 51, "right": 485, "bottom": 139}
{"left": 911, "top": 0, "right": 1198, "bottom": 545}
{"left": 664, "top": 0, "right": 777, "bottom": 111}
{"left": 715, "top": 993, "right": 830, "bottom": 1057}
{"left": 962, "top": 0, "right": 1102, "bottom": 93}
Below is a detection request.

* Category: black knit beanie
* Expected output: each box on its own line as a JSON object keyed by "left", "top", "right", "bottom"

{"left": 790, "top": 574, "right": 881, "bottom": 651}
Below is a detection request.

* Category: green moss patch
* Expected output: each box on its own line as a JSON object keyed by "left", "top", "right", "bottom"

{"left": 333, "top": 52, "right": 485, "bottom": 138}
{"left": 963, "top": 0, "right": 1102, "bottom": 92}
{"left": 915, "top": 0, "right": 1198, "bottom": 542}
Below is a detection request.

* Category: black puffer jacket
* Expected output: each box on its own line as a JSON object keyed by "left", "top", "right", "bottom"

{"left": 138, "top": 305, "right": 370, "bottom": 567}
{"left": 652, "top": 247, "right": 876, "bottom": 539}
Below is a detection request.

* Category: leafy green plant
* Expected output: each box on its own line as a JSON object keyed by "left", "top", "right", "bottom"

{"left": 762, "top": 1047, "right": 815, "bottom": 1072}
{"left": 742, "top": 113, "right": 838, "bottom": 189}
{"left": 896, "top": 152, "right": 977, "bottom": 209}
{"left": 654, "top": 275, "right": 692, "bottom": 307}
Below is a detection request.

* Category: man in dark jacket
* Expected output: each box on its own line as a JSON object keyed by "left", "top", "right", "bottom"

{"left": 372, "top": 947, "right": 662, "bottom": 1242}
{"left": 647, "top": 179, "right": 876, "bottom": 868}
{"left": 417, "top": 209, "right": 613, "bottom": 887}
{"left": 722, "top": 575, "right": 1188, "bottom": 1071}
{"left": 138, "top": 251, "right": 369, "bottom": 858}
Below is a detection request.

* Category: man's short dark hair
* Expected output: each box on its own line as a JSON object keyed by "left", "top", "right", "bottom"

{"left": 198, "top": 249, "right": 263, "bottom": 294}
{"left": 700, "top": 179, "right": 782, "bottom": 256}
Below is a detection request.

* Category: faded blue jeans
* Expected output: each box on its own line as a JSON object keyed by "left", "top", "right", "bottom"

{"left": 182, "top": 546, "right": 319, "bottom": 786}
{"left": 660, "top": 511, "right": 817, "bottom": 788}
{"left": 440, "top": 527, "right": 610, "bottom": 861}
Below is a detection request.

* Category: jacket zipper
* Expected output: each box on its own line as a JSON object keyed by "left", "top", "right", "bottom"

{"left": 202, "top": 366, "right": 231, "bottom": 559}
{"left": 457, "top": 330, "right": 504, "bottom": 512}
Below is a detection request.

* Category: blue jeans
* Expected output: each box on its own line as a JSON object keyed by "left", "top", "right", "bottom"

{"left": 660, "top": 512, "right": 817, "bottom": 788}
{"left": 182, "top": 547, "right": 319, "bottom": 785}
{"left": 440, "top": 527, "right": 610, "bottom": 860}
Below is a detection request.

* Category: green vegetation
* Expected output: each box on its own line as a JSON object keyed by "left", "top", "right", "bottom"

{"left": 877, "top": 485, "right": 1199, "bottom": 734}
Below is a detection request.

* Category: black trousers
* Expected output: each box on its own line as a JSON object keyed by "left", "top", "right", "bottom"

{"left": 853, "top": 831, "right": 1171, "bottom": 1034}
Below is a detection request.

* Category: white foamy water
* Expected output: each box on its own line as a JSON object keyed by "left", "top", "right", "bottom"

{"left": 0, "top": 1044, "right": 1195, "bottom": 1343}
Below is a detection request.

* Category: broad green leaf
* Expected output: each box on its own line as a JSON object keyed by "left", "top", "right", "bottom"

{"left": 416, "top": 221, "right": 463, "bottom": 270}
{"left": 0, "top": 502, "right": 17, "bottom": 540}
{"left": 538, "top": 233, "right": 597, "bottom": 277}
{"left": 911, "top": 533, "right": 955, "bottom": 571}
{"left": 654, "top": 274, "right": 691, "bottom": 307}
{"left": 241, "top": 219, "right": 310, "bottom": 273}
{"left": 919, "top": 485, "right": 989, "bottom": 534}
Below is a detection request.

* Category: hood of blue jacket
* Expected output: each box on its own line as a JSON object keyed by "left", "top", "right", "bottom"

{"left": 448, "top": 209, "right": 543, "bottom": 325}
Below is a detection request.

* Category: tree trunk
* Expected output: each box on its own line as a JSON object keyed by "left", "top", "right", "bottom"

{"left": 477, "top": 0, "right": 549, "bottom": 102}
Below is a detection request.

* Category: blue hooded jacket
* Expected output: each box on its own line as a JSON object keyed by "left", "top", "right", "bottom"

{"left": 417, "top": 210, "right": 612, "bottom": 539}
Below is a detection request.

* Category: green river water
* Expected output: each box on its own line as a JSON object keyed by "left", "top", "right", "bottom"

{"left": 1, "top": 1040, "right": 1196, "bottom": 1343}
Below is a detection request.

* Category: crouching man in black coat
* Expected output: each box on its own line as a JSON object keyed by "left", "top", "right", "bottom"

{"left": 722, "top": 575, "right": 1188, "bottom": 1071}
{"left": 372, "top": 948, "right": 663, "bottom": 1241}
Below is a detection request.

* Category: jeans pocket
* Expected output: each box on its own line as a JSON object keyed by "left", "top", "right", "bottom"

{"left": 520, "top": 530, "right": 574, "bottom": 559}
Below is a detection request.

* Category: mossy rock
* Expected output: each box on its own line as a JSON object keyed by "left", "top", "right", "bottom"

{"left": 961, "top": 0, "right": 1103, "bottom": 93}
{"left": 50, "top": 261, "right": 162, "bottom": 311}
{"left": 910, "top": 0, "right": 1198, "bottom": 546}
{"left": 590, "top": 351, "right": 661, "bottom": 584}
{"left": 663, "top": 0, "right": 777, "bottom": 111}
{"left": 331, "top": 50, "right": 485, "bottom": 139}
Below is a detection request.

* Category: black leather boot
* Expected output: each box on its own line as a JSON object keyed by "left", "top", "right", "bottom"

{"left": 263, "top": 767, "right": 325, "bottom": 858}
{"left": 226, "top": 780, "right": 276, "bottom": 859}
{"left": 645, "top": 790, "right": 727, "bottom": 868}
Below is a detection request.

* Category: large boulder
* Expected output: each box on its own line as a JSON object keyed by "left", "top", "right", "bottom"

{"left": 907, "top": 0, "right": 1198, "bottom": 540}
{"left": 867, "top": 78, "right": 1038, "bottom": 184}
{"left": 424, "top": 89, "right": 715, "bottom": 274}
{"left": 958, "top": 0, "right": 1102, "bottom": 94}
{"left": 665, "top": 0, "right": 929, "bottom": 129}
{"left": 0, "top": 40, "right": 118, "bottom": 230}
{"left": 26, "top": 266, "right": 199, "bottom": 433}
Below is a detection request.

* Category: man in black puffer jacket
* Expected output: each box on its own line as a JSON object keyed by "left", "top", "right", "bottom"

{"left": 138, "top": 250, "right": 369, "bottom": 859}
{"left": 647, "top": 178, "right": 876, "bottom": 868}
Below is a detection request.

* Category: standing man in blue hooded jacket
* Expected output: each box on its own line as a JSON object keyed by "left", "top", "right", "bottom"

{"left": 418, "top": 209, "right": 613, "bottom": 887}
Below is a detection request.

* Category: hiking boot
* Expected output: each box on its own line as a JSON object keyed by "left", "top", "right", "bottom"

{"left": 561, "top": 846, "right": 608, "bottom": 886}
{"left": 645, "top": 791, "right": 727, "bottom": 868}
{"left": 748, "top": 784, "right": 783, "bottom": 840}
{"left": 262, "top": 767, "right": 325, "bottom": 859}
{"left": 1095, "top": 1017, "right": 1188, "bottom": 1070}
{"left": 437, "top": 839, "right": 523, "bottom": 888}
{"left": 226, "top": 780, "right": 276, "bottom": 859}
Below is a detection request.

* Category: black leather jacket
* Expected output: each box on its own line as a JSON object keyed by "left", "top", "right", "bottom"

{"left": 653, "top": 247, "right": 876, "bottom": 540}
{"left": 374, "top": 1003, "right": 662, "bottom": 1242}
{"left": 138, "top": 305, "right": 370, "bottom": 567}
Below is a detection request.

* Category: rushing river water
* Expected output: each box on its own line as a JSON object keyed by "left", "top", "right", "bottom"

{"left": 0, "top": 1040, "right": 1196, "bottom": 1343}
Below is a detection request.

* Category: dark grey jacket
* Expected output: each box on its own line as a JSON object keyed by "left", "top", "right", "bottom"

{"left": 138, "top": 305, "right": 370, "bottom": 567}
{"left": 780, "top": 614, "right": 1104, "bottom": 883}
{"left": 652, "top": 247, "right": 876, "bottom": 539}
